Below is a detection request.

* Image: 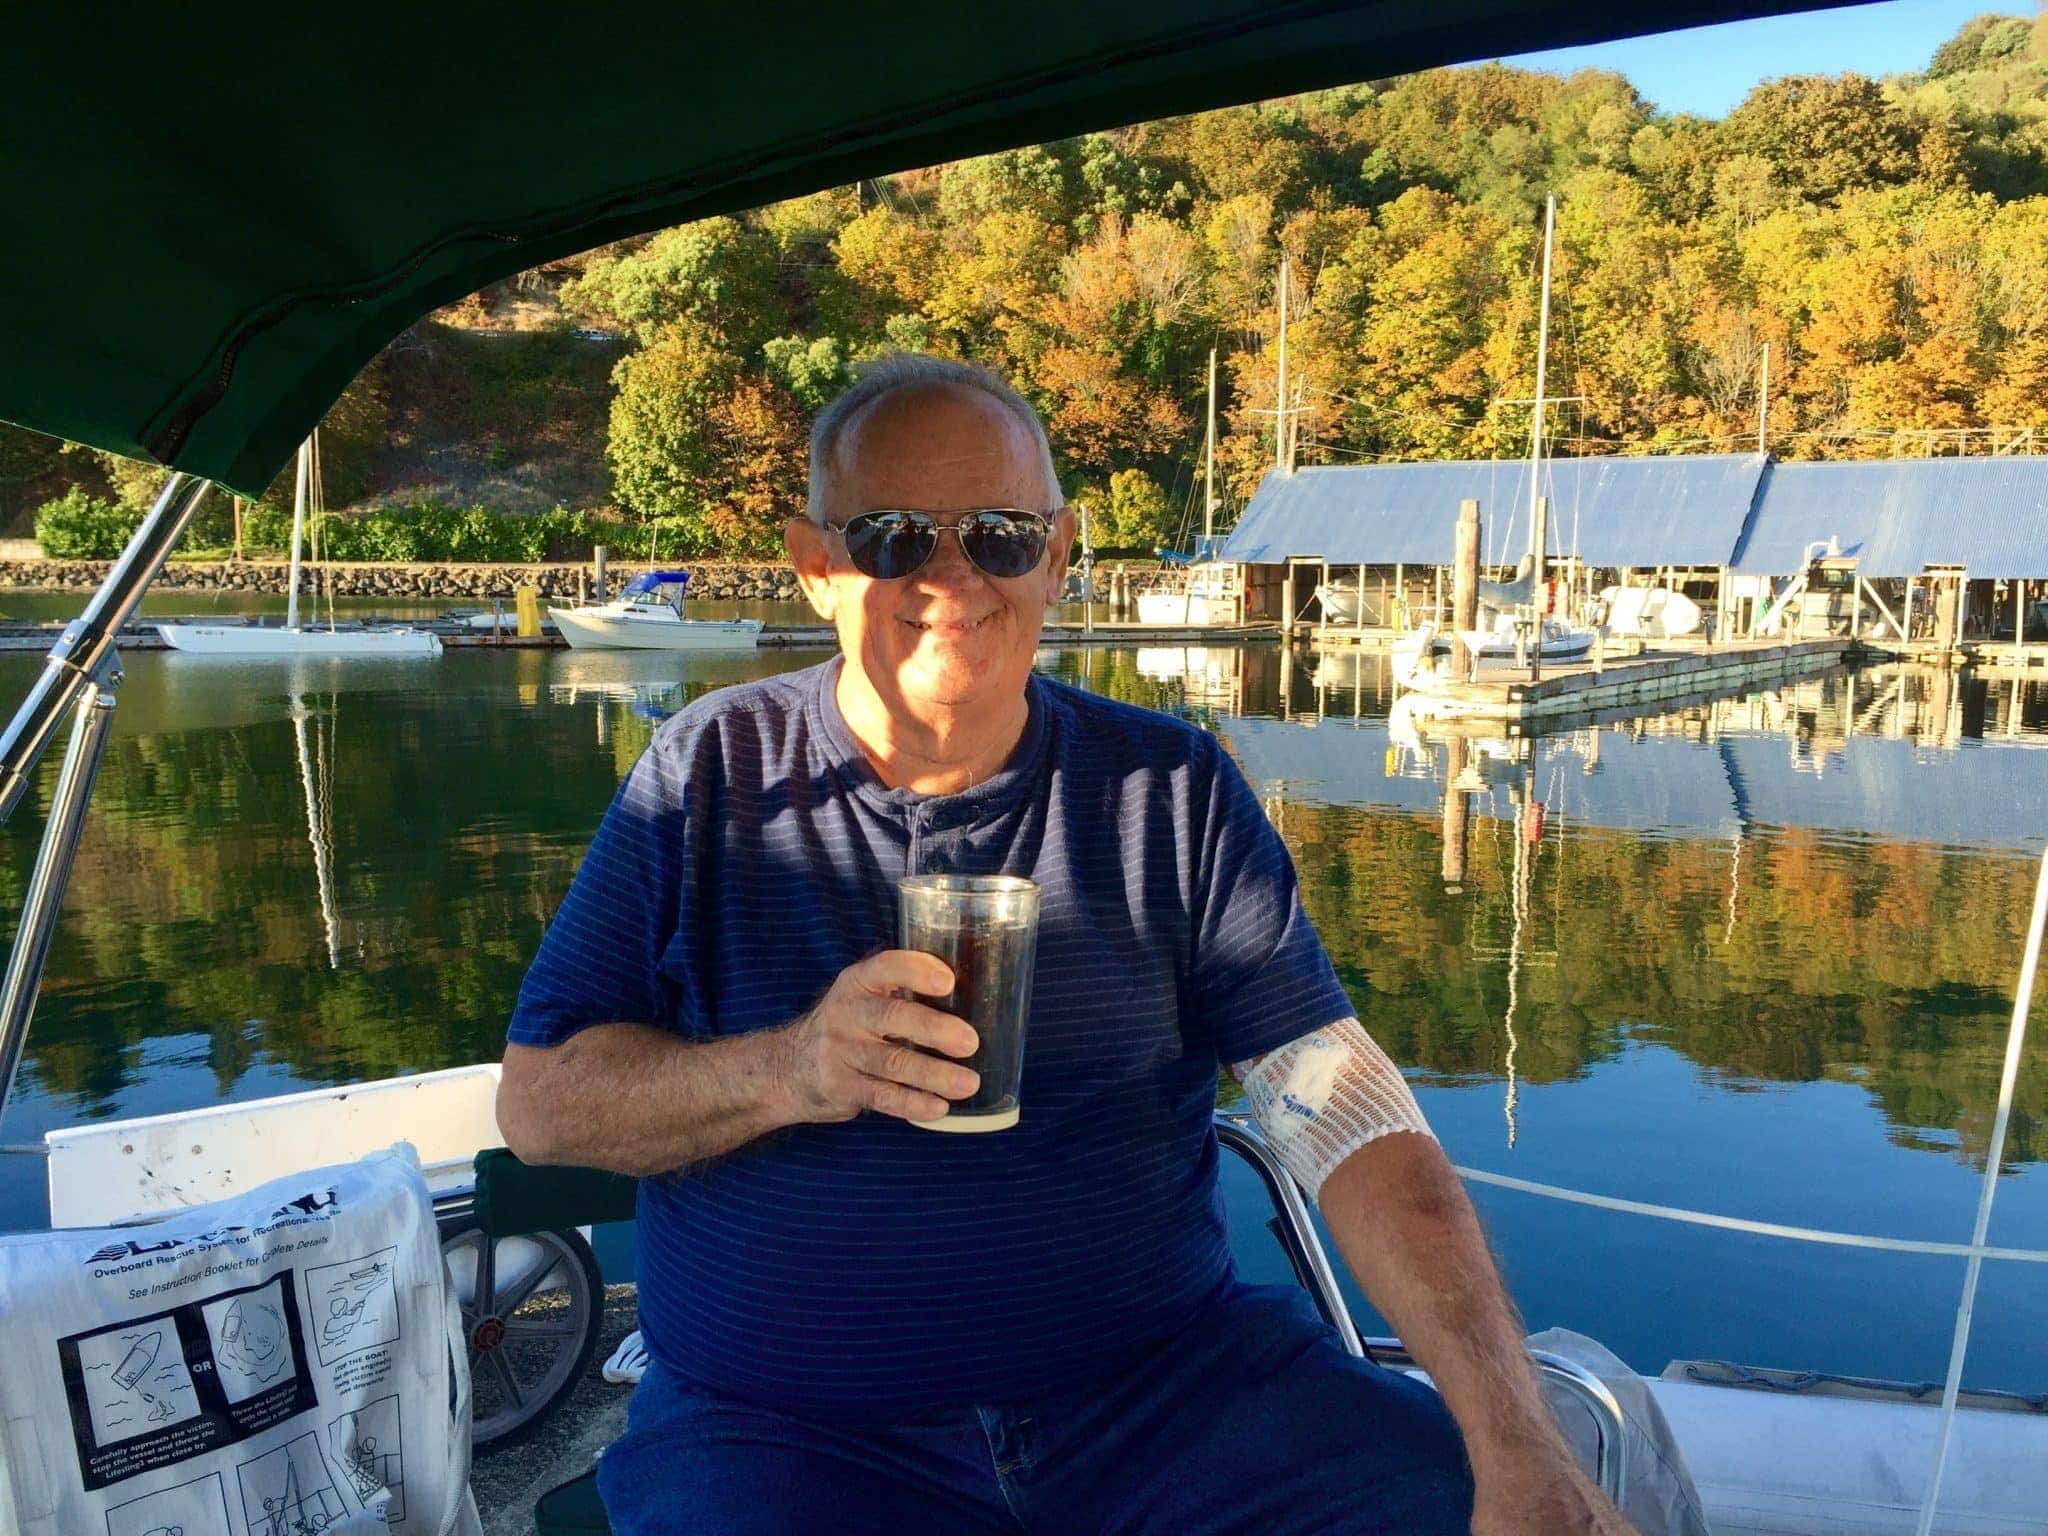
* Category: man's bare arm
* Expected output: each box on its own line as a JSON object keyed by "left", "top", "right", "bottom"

{"left": 1318, "top": 1133, "right": 1630, "bottom": 1534}
{"left": 497, "top": 949, "right": 979, "bottom": 1176}
{"left": 499, "top": 1025, "right": 795, "bottom": 1175}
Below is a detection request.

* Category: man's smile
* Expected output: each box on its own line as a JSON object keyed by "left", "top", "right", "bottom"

{"left": 903, "top": 612, "right": 999, "bottom": 633}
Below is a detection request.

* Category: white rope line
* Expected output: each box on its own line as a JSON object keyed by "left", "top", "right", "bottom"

{"left": 1918, "top": 842, "right": 2048, "bottom": 1536}
{"left": 1451, "top": 1165, "right": 2048, "bottom": 1265}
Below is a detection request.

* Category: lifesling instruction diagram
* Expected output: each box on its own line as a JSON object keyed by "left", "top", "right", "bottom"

{"left": 330, "top": 1394, "right": 406, "bottom": 1522}
{"left": 235, "top": 1431, "right": 349, "bottom": 1536}
{"left": 304, "top": 1247, "right": 399, "bottom": 1366}
{"left": 59, "top": 1271, "right": 319, "bottom": 1493}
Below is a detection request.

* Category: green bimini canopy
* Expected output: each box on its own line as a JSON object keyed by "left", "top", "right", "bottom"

{"left": 3, "top": 1, "right": 1839, "bottom": 497}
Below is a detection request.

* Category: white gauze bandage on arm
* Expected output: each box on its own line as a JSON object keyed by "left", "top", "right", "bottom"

{"left": 1233, "top": 1020, "right": 1435, "bottom": 1201}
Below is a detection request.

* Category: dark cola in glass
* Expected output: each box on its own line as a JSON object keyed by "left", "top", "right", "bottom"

{"left": 897, "top": 874, "right": 1041, "bottom": 1132}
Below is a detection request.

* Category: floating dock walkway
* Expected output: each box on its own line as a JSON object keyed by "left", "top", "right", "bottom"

{"left": 1396, "top": 639, "right": 1857, "bottom": 723}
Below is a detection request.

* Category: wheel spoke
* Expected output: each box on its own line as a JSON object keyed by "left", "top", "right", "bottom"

{"left": 493, "top": 1251, "right": 564, "bottom": 1319}
{"left": 501, "top": 1318, "right": 579, "bottom": 1341}
{"left": 471, "top": 1232, "right": 498, "bottom": 1317}
{"left": 484, "top": 1345, "right": 527, "bottom": 1410}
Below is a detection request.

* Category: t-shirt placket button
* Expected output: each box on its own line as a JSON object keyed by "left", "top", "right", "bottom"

{"left": 923, "top": 809, "right": 954, "bottom": 872}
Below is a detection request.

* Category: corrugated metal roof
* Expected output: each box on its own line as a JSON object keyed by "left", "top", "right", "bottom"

{"left": 1731, "top": 458, "right": 2048, "bottom": 578}
{"left": 1218, "top": 455, "right": 1766, "bottom": 569}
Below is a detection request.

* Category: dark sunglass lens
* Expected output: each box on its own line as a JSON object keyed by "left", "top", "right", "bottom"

{"left": 844, "top": 514, "right": 935, "bottom": 580}
{"left": 960, "top": 513, "right": 1046, "bottom": 578}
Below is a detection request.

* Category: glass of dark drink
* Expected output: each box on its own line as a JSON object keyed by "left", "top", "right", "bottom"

{"left": 897, "top": 873, "right": 1040, "bottom": 1132}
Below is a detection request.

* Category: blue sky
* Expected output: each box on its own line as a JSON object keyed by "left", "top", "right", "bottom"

{"left": 1498, "top": 0, "right": 2026, "bottom": 117}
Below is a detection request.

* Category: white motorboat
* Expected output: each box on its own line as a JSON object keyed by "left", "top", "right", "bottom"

{"left": 157, "top": 433, "right": 442, "bottom": 658}
{"left": 548, "top": 571, "right": 763, "bottom": 650}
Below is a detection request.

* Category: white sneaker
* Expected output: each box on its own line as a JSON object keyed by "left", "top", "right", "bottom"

{"left": 602, "top": 1330, "right": 649, "bottom": 1385}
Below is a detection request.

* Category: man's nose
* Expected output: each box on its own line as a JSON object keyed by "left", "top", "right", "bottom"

{"left": 918, "top": 524, "right": 981, "bottom": 584}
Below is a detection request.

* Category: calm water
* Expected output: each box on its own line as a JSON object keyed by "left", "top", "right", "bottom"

{"left": 0, "top": 641, "right": 2043, "bottom": 1394}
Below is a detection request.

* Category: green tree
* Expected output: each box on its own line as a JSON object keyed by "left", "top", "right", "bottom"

{"left": 1092, "top": 467, "right": 1176, "bottom": 551}
{"left": 762, "top": 335, "right": 853, "bottom": 411}
{"left": 604, "top": 319, "right": 804, "bottom": 552}
{"left": 1720, "top": 74, "right": 1928, "bottom": 203}
{"left": 563, "top": 217, "right": 787, "bottom": 352}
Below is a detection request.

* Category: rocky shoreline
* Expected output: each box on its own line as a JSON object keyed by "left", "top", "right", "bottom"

{"left": 0, "top": 558, "right": 802, "bottom": 602}
{"left": 0, "top": 556, "right": 1176, "bottom": 603}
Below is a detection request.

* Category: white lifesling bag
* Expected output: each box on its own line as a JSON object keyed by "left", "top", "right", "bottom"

{"left": 0, "top": 1144, "right": 481, "bottom": 1536}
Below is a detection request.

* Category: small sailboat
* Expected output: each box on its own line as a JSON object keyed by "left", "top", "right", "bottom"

{"left": 1392, "top": 616, "right": 1595, "bottom": 686}
{"left": 1394, "top": 194, "right": 1595, "bottom": 693}
{"left": 547, "top": 570, "right": 762, "bottom": 650}
{"left": 1136, "top": 348, "right": 1238, "bottom": 627}
{"left": 158, "top": 433, "right": 441, "bottom": 658}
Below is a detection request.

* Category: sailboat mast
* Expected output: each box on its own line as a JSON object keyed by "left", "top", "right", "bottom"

{"left": 1204, "top": 347, "right": 1218, "bottom": 541}
{"left": 1528, "top": 193, "right": 1555, "bottom": 564}
{"left": 1274, "top": 256, "right": 1290, "bottom": 474}
{"left": 286, "top": 436, "right": 309, "bottom": 631}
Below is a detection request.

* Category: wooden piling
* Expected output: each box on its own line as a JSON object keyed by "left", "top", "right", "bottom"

{"left": 1442, "top": 736, "right": 1471, "bottom": 893}
{"left": 1451, "top": 499, "right": 1481, "bottom": 681}
{"left": 1934, "top": 573, "right": 1961, "bottom": 663}
{"left": 594, "top": 545, "right": 609, "bottom": 603}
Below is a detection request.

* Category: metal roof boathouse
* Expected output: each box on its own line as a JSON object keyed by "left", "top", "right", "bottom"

{"left": 1222, "top": 454, "right": 1769, "bottom": 570}
{"left": 1221, "top": 452, "right": 2048, "bottom": 579}
{"left": 1735, "top": 458, "right": 2048, "bottom": 579}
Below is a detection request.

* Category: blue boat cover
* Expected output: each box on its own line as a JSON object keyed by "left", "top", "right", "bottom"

{"left": 1218, "top": 456, "right": 1766, "bottom": 570}
{"left": 1731, "top": 459, "right": 2048, "bottom": 579}
{"left": 1157, "top": 536, "right": 1229, "bottom": 567}
{"left": 621, "top": 571, "right": 691, "bottom": 596}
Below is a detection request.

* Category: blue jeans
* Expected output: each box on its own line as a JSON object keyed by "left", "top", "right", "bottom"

{"left": 597, "top": 1284, "right": 1474, "bottom": 1535}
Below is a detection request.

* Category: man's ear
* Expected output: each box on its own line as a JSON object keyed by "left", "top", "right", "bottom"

{"left": 786, "top": 517, "right": 836, "bottom": 621}
{"left": 1043, "top": 507, "right": 1077, "bottom": 605}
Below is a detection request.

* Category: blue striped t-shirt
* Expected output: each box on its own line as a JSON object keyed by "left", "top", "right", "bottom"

{"left": 508, "top": 657, "right": 1354, "bottom": 1416}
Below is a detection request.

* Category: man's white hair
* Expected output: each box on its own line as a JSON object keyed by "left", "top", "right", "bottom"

{"left": 805, "top": 352, "right": 1062, "bottom": 523}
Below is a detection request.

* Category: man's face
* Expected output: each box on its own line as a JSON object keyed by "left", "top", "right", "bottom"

{"left": 788, "top": 384, "right": 1074, "bottom": 719}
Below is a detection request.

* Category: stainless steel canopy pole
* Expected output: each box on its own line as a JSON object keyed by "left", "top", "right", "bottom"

{"left": 0, "top": 474, "right": 210, "bottom": 824}
{"left": 0, "top": 666, "right": 122, "bottom": 1122}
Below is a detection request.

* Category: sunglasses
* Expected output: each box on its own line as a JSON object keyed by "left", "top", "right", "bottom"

{"left": 826, "top": 509, "right": 1052, "bottom": 581}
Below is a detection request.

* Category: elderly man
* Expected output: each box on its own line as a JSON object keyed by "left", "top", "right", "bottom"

{"left": 497, "top": 354, "right": 1630, "bottom": 1536}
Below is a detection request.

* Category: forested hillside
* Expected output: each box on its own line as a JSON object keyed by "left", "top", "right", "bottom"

{"left": 5, "top": 10, "right": 2047, "bottom": 556}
